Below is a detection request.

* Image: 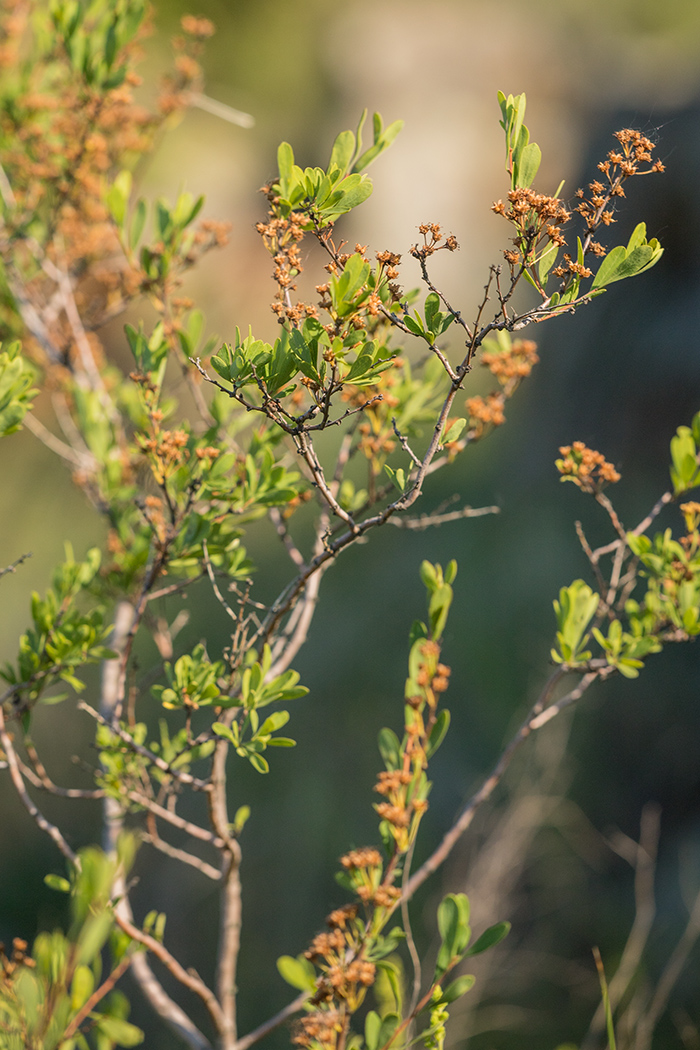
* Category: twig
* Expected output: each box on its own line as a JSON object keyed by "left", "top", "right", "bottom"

{"left": 62, "top": 953, "right": 133, "bottom": 1039}
{"left": 403, "top": 667, "right": 603, "bottom": 902}
{"left": 635, "top": 880, "right": 700, "bottom": 1050}
{"left": 401, "top": 837, "right": 422, "bottom": 1017}
{"left": 0, "top": 703, "right": 79, "bottom": 867}
{"left": 632, "top": 490, "right": 675, "bottom": 537}
{"left": 0, "top": 551, "right": 31, "bottom": 580}
{"left": 202, "top": 539, "right": 241, "bottom": 623}
{"left": 391, "top": 418, "right": 422, "bottom": 468}
{"left": 188, "top": 91, "right": 255, "bottom": 129}
{"left": 113, "top": 909, "right": 226, "bottom": 1033}
{"left": 20, "top": 739, "right": 104, "bottom": 799}
{"left": 140, "top": 831, "right": 222, "bottom": 882}
{"left": 387, "top": 504, "right": 500, "bottom": 530}
{"left": 126, "top": 790, "right": 224, "bottom": 847}
{"left": 583, "top": 804, "right": 661, "bottom": 1048}
{"left": 23, "top": 411, "right": 87, "bottom": 468}
{"left": 267, "top": 563, "right": 328, "bottom": 679}
{"left": 79, "top": 701, "right": 210, "bottom": 791}
{"left": 268, "top": 507, "right": 306, "bottom": 569}
{"left": 235, "top": 992, "right": 309, "bottom": 1050}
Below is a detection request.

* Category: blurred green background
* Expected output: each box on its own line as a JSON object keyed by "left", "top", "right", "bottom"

{"left": 3, "top": 0, "right": 700, "bottom": 1047}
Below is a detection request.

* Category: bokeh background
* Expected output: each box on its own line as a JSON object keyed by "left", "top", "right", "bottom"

{"left": 2, "top": 1, "right": 700, "bottom": 1047}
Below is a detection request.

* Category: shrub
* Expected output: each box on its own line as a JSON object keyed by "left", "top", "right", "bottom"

{"left": 0, "top": 4, "right": 695, "bottom": 1050}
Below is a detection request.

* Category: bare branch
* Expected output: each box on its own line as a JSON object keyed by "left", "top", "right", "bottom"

{"left": 403, "top": 667, "right": 609, "bottom": 902}
{"left": 126, "top": 790, "right": 224, "bottom": 848}
{"left": 0, "top": 550, "right": 31, "bottom": 581}
{"left": 113, "top": 908, "right": 226, "bottom": 1034}
{"left": 140, "top": 831, "right": 222, "bottom": 882}
{"left": 635, "top": 878, "right": 700, "bottom": 1050}
{"left": 583, "top": 803, "right": 661, "bottom": 1048}
{"left": 387, "top": 504, "right": 500, "bottom": 530}
{"left": 0, "top": 703, "right": 79, "bottom": 867}
{"left": 235, "top": 992, "right": 309, "bottom": 1050}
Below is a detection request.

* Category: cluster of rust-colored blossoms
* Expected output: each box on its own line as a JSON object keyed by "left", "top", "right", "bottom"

{"left": 462, "top": 337, "right": 540, "bottom": 442}
{"left": 556, "top": 441, "right": 621, "bottom": 494}
{"left": 574, "top": 128, "right": 665, "bottom": 234}
{"left": 291, "top": 636, "right": 452, "bottom": 1050}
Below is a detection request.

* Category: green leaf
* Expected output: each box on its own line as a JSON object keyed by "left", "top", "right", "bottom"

{"left": 44, "top": 873, "right": 71, "bottom": 893}
{"left": 516, "top": 141, "right": 541, "bottom": 188}
{"left": 463, "top": 920, "right": 511, "bottom": 956}
{"left": 329, "top": 129, "right": 355, "bottom": 179}
{"left": 437, "top": 973, "right": 476, "bottom": 1004}
{"left": 378, "top": 727, "right": 402, "bottom": 770}
{"left": 591, "top": 223, "right": 663, "bottom": 289}
{"left": 94, "top": 1016, "right": 144, "bottom": 1047}
{"left": 105, "top": 170, "right": 132, "bottom": 227}
{"left": 426, "top": 709, "right": 450, "bottom": 758}
{"left": 442, "top": 418, "right": 466, "bottom": 445}
{"left": 248, "top": 752, "right": 269, "bottom": 774}
{"left": 129, "top": 198, "right": 147, "bottom": 250}
{"left": 276, "top": 954, "right": 317, "bottom": 992}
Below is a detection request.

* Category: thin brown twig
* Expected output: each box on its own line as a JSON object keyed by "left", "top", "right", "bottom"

{"left": 0, "top": 703, "right": 79, "bottom": 867}
{"left": 387, "top": 504, "right": 500, "bottom": 530}
{"left": 140, "top": 831, "right": 222, "bottom": 881}
{"left": 62, "top": 953, "right": 133, "bottom": 1040}
{"left": 403, "top": 667, "right": 604, "bottom": 902}
{"left": 113, "top": 909, "right": 226, "bottom": 1033}
{"left": 79, "top": 701, "right": 211, "bottom": 791}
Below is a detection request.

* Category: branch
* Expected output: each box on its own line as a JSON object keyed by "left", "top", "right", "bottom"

{"left": 403, "top": 667, "right": 608, "bottom": 902}
{"left": 207, "top": 721, "right": 241, "bottom": 1050}
{"left": 78, "top": 701, "right": 210, "bottom": 792}
{"left": 62, "top": 953, "right": 133, "bottom": 1040}
{"left": 634, "top": 877, "right": 700, "bottom": 1050}
{"left": 387, "top": 504, "right": 500, "bottom": 530}
{"left": 0, "top": 551, "right": 31, "bottom": 580}
{"left": 235, "top": 992, "right": 309, "bottom": 1050}
{"left": 140, "top": 831, "right": 222, "bottom": 882}
{"left": 19, "top": 738, "right": 104, "bottom": 799}
{"left": 583, "top": 804, "right": 660, "bottom": 1048}
{"left": 113, "top": 908, "right": 225, "bottom": 1034}
{"left": 0, "top": 703, "right": 79, "bottom": 867}
{"left": 126, "top": 790, "right": 224, "bottom": 848}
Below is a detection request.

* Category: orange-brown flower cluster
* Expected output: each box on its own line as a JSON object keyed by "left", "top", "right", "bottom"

{"left": 556, "top": 441, "right": 621, "bottom": 493}
{"left": 466, "top": 392, "right": 506, "bottom": 437}
{"left": 410, "top": 222, "right": 459, "bottom": 262}
{"left": 255, "top": 210, "right": 319, "bottom": 325}
{"left": 574, "top": 129, "right": 664, "bottom": 235}
{"left": 0, "top": 938, "right": 35, "bottom": 980}
{"left": 357, "top": 421, "right": 395, "bottom": 461}
{"left": 160, "top": 15, "right": 216, "bottom": 114}
{"left": 492, "top": 189, "right": 571, "bottom": 271}
{"left": 137, "top": 419, "right": 189, "bottom": 485}
{"left": 340, "top": 848, "right": 382, "bottom": 871}
{"left": 482, "top": 338, "right": 539, "bottom": 393}
{"left": 293, "top": 1009, "right": 344, "bottom": 1050}
{"left": 551, "top": 254, "right": 592, "bottom": 280}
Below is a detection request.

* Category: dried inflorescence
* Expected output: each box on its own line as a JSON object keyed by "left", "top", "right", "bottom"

{"left": 409, "top": 222, "right": 459, "bottom": 262}
{"left": 492, "top": 189, "right": 571, "bottom": 269}
{"left": 574, "top": 129, "right": 664, "bottom": 235}
{"left": 482, "top": 338, "right": 539, "bottom": 389}
{"left": 556, "top": 441, "right": 621, "bottom": 493}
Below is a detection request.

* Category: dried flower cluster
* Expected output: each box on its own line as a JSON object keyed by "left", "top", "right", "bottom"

{"left": 574, "top": 129, "right": 664, "bottom": 237}
{"left": 409, "top": 222, "right": 459, "bottom": 262}
{"left": 492, "top": 190, "right": 571, "bottom": 272}
{"left": 292, "top": 639, "right": 451, "bottom": 1050}
{"left": 556, "top": 441, "right": 621, "bottom": 493}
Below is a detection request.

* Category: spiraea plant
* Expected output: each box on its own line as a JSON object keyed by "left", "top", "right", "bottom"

{"left": 0, "top": 4, "right": 697, "bottom": 1049}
